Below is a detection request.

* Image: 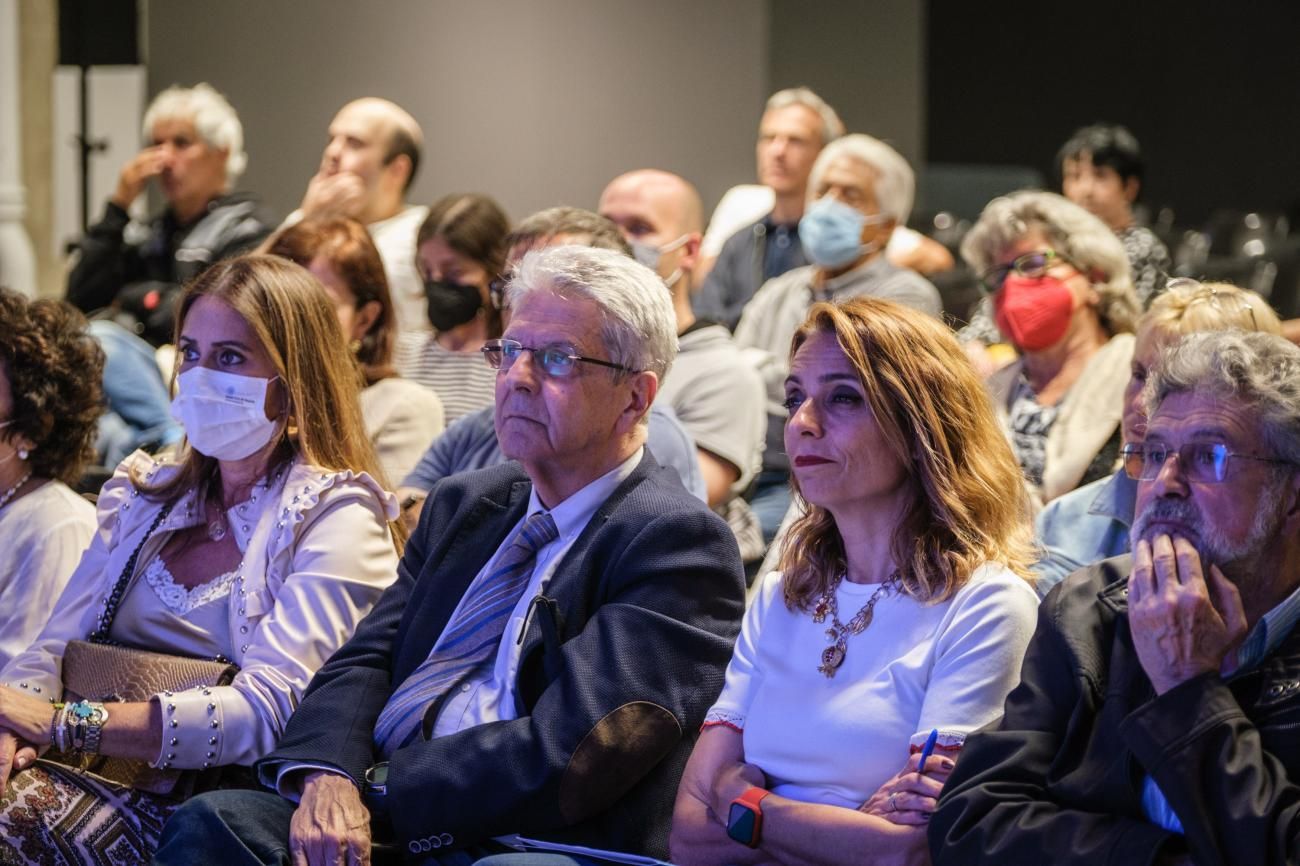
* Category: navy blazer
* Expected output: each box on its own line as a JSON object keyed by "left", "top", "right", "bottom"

{"left": 257, "top": 452, "right": 745, "bottom": 859}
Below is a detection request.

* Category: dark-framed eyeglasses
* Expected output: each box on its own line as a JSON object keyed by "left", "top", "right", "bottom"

{"left": 980, "top": 250, "right": 1078, "bottom": 294}
{"left": 1161, "top": 277, "right": 1260, "bottom": 332}
{"left": 481, "top": 338, "right": 635, "bottom": 378}
{"left": 1121, "top": 441, "right": 1293, "bottom": 483}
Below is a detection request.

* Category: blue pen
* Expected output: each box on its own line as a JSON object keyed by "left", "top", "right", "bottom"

{"left": 918, "top": 727, "right": 940, "bottom": 772}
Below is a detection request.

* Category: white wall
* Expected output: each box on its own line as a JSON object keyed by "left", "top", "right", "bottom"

{"left": 146, "top": 0, "right": 771, "bottom": 223}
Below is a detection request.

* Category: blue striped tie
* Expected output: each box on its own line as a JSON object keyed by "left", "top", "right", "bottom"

{"left": 373, "top": 510, "right": 559, "bottom": 756}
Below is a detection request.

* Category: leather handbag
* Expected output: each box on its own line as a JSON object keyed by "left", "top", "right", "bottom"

{"left": 48, "top": 500, "right": 241, "bottom": 797}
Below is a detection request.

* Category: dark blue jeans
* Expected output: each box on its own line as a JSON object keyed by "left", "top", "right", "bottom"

{"left": 154, "top": 789, "right": 510, "bottom": 866}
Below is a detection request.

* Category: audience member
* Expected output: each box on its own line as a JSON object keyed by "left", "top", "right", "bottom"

{"left": 398, "top": 207, "right": 706, "bottom": 526}
{"left": 1034, "top": 279, "right": 1281, "bottom": 593}
{"left": 0, "top": 290, "right": 101, "bottom": 668}
{"left": 933, "top": 329, "right": 1300, "bottom": 866}
{"left": 670, "top": 298, "right": 1037, "bottom": 865}
{"left": 963, "top": 191, "right": 1140, "bottom": 507}
{"left": 66, "top": 83, "right": 274, "bottom": 346}
{"left": 694, "top": 87, "right": 844, "bottom": 329}
{"left": 292, "top": 98, "right": 428, "bottom": 336}
{"left": 1059, "top": 124, "right": 1171, "bottom": 305}
{"left": 156, "top": 245, "right": 745, "bottom": 863}
{"left": 961, "top": 124, "right": 1170, "bottom": 353}
{"left": 599, "top": 169, "right": 766, "bottom": 562}
{"left": 397, "top": 193, "right": 508, "bottom": 423}
{"left": 0, "top": 257, "right": 401, "bottom": 861}
{"left": 263, "top": 217, "right": 445, "bottom": 484}
{"left": 736, "top": 133, "right": 941, "bottom": 543}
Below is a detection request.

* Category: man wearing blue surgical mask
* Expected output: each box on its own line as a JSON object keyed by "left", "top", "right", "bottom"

{"left": 734, "top": 134, "right": 941, "bottom": 543}
{"left": 600, "top": 170, "right": 768, "bottom": 567}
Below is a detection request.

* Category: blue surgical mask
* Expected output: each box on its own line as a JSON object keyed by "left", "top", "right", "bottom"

{"left": 630, "top": 235, "right": 689, "bottom": 289}
{"left": 799, "top": 197, "right": 889, "bottom": 268}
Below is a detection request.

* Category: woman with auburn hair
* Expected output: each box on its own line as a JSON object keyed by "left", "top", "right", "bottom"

{"left": 264, "top": 216, "right": 444, "bottom": 484}
{"left": 670, "top": 298, "right": 1039, "bottom": 866}
{"left": 0, "top": 256, "right": 402, "bottom": 863}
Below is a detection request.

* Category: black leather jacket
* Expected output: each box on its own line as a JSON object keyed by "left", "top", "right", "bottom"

{"left": 931, "top": 555, "right": 1300, "bottom": 866}
{"left": 67, "top": 193, "right": 273, "bottom": 345}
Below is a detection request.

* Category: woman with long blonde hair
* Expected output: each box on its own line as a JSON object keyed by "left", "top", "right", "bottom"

{"left": 0, "top": 256, "right": 403, "bottom": 863}
{"left": 671, "top": 297, "right": 1039, "bottom": 866}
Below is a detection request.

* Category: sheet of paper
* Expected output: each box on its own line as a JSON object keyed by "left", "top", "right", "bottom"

{"left": 514, "top": 836, "right": 675, "bottom": 865}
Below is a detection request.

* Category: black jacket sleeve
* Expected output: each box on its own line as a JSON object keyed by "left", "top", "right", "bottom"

{"left": 930, "top": 581, "right": 1179, "bottom": 866}
{"left": 66, "top": 202, "right": 139, "bottom": 312}
{"left": 1121, "top": 673, "right": 1300, "bottom": 865}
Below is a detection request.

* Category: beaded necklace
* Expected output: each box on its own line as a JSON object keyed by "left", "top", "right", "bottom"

{"left": 0, "top": 471, "right": 32, "bottom": 512}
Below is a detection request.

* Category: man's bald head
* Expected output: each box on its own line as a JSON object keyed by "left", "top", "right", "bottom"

{"left": 600, "top": 169, "right": 703, "bottom": 239}
{"left": 598, "top": 169, "right": 704, "bottom": 290}
{"left": 332, "top": 98, "right": 423, "bottom": 192}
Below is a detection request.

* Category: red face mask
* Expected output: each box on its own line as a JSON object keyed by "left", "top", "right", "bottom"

{"left": 993, "top": 273, "right": 1075, "bottom": 352}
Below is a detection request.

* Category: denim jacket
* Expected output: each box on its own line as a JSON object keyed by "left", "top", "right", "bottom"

{"left": 1033, "top": 469, "right": 1137, "bottom": 596}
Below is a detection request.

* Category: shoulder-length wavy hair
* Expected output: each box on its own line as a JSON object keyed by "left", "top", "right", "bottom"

{"left": 262, "top": 216, "right": 396, "bottom": 386}
{"left": 134, "top": 255, "right": 404, "bottom": 549}
{"left": 779, "top": 298, "right": 1034, "bottom": 609}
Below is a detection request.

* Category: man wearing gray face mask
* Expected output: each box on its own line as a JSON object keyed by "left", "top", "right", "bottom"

{"left": 600, "top": 170, "right": 767, "bottom": 568}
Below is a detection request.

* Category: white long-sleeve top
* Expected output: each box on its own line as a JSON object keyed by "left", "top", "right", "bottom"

{"left": 0, "top": 450, "right": 399, "bottom": 770}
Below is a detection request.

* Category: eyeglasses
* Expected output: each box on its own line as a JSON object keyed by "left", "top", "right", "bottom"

{"left": 481, "top": 338, "right": 634, "bottom": 378}
{"left": 980, "top": 250, "right": 1078, "bottom": 294}
{"left": 1121, "top": 441, "right": 1293, "bottom": 483}
{"left": 1162, "top": 277, "right": 1260, "bottom": 332}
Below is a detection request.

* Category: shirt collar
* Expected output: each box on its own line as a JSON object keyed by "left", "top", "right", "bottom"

{"left": 1235, "top": 580, "right": 1300, "bottom": 673}
{"left": 1088, "top": 469, "right": 1138, "bottom": 527}
{"left": 524, "top": 447, "right": 643, "bottom": 544}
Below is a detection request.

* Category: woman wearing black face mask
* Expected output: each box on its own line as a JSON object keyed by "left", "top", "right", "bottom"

{"left": 396, "top": 193, "right": 509, "bottom": 424}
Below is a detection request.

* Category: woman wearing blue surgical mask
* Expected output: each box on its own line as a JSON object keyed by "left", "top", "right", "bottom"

{"left": 0, "top": 256, "right": 404, "bottom": 863}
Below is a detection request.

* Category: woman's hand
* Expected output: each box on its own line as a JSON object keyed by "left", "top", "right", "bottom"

{"left": 0, "top": 730, "right": 38, "bottom": 787}
{"left": 0, "top": 686, "right": 55, "bottom": 747}
{"left": 858, "top": 751, "right": 956, "bottom": 826}
{"left": 708, "top": 760, "right": 768, "bottom": 824}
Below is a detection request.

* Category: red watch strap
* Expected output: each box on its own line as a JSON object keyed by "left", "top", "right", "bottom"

{"left": 734, "top": 785, "right": 771, "bottom": 811}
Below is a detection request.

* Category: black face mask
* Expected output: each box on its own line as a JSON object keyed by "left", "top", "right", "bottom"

{"left": 424, "top": 279, "right": 483, "bottom": 332}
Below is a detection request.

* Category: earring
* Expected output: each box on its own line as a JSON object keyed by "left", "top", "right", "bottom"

{"left": 17, "top": 448, "right": 28, "bottom": 460}
{"left": 348, "top": 339, "right": 362, "bottom": 355}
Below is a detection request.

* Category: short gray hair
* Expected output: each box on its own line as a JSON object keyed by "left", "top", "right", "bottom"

{"left": 143, "top": 83, "right": 247, "bottom": 183}
{"left": 961, "top": 190, "right": 1139, "bottom": 335}
{"left": 765, "top": 87, "right": 845, "bottom": 147}
{"left": 507, "top": 245, "right": 677, "bottom": 383}
{"left": 1145, "top": 330, "right": 1300, "bottom": 466}
{"left": 807, "top": 134, "right": 915, "bottom": 225}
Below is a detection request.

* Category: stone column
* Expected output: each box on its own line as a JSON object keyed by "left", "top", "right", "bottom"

{"left": 0, "top": 0, "right": 37, "bottom": 297}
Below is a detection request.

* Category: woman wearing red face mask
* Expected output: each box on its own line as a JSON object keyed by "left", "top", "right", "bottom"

{"left": 961, "top": 191, "right": 1140, "bottom": 507}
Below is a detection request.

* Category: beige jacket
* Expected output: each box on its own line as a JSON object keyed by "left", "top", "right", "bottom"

{"left": 987, "top": 333, "right": 1135, "bottom": 507}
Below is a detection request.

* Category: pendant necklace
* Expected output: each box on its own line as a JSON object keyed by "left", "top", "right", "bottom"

{"left": 205, "top": 489, "right": 228, "bottom": 541}
{"left": 0, "top": 471, "right": 32, "bottom": 512}
{"left": 811, "top": 570, "right": 900, "bottom": 678}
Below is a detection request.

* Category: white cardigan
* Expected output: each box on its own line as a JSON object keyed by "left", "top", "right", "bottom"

{"left": 0, "top": 450, "right": 399, "bottom": 770}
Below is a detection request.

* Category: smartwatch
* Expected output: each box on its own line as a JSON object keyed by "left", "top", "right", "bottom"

{"left": 726, "top": 786, "right": 771, "bottom": 848}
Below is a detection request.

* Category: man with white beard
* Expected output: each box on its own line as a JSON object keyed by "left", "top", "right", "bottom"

{"left": 931, "top": 329, "right": 1300, "bottom": 866}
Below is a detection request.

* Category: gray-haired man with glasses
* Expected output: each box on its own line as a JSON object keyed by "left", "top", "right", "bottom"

{"left": 157, "top": 245, "right": 745, "bottom": 865}
{"left": 933, "top": 328, "right": 1300, "bottom": 866}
